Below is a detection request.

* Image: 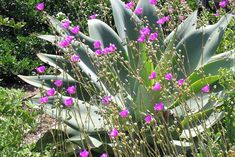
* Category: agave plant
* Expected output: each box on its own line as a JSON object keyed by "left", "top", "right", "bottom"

{"left": 19, "top": 0, "right": 234, "bottom": 156}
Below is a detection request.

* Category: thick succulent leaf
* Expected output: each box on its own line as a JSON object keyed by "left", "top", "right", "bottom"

{"left": 37, "top": 53, "right": 75, "bottom": 78}
{"left": 136, "top": 0, "right": 164, "bottom": 46}
{"left": 188, "top": 57, "right": 235, "bottom": 84}
{"left": 110, "top": 0, "right": 141, "bottom": 42}
{"left": 175, "top": 14, "right": 232, "bottom": 75}
{"left": 172, "top": 91, "right": 224, "bottom": 117}
{"left": 77, "top": 32, "right": 96, "bottom": 50}
{"left": 180, "top": 112, "right": 224, "bottom": 138}
{"left": 209, "top": 49, "right": 235, "bottom": 62}
{"left": 165, "top": 11, "right": 197, "bottom": 44}
{"left": 18, "top": 75, "right": 76, "bottom": 90}
{"left": 88, "top": 19, "right": 127, "bottom": 54}
{"left": 170, "top": 75, "right": 220, "bottom": 109}
{"left": 32, "top": 95, "right": 105, "bottom": 132}
{"left": 47, "top": 15, "right": 70, "bottom": 36}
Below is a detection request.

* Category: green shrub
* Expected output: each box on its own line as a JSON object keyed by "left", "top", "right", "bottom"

{"left": 0, "top": 87, "right": 39, "bottom": 155}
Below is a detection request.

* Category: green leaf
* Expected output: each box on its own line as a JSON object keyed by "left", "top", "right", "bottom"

{"left": 110, "top": 0, "right": 141, "bottom": 42}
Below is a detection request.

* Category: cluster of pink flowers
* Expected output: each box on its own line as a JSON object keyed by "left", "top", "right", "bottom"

{"left": 36, "top": 2, "right": 45, "bottom": 11}
{"left": 36, "top": 65, "right": 46, "bottom": 73}
{"left": 119, "top": 108, "right": 129, "bottom": 118}
{"left": 125, "top": 1, "right": 135, "bottom": 9}
{"left": 149, "top": 0, "right": 157, "bottom": 5}
{"left": 219, "top": 0, "right": 229, "bottom": 8}
{"left": 156, "top": 16, "right": 170, "bottom": 25}
{"left": 94, "top": 40, "right": 117, "bottom": 56}
{"left": 70, "top": 54, "right": 80, "bottom": 63}
{"left": 137, "top": 27, "right": 158, "bottom": 43}
{"left": 109, "top": 128, "right": 119, "bottom": 138}
{"left": 58, "top": 35, "right": 74, "bottom": 48}
{"left": 101, "top": 96, "right": 112, "bottom": 105}
{"left": 89, "top": 14, "right": 97, "bottom": 19}
{"left": 134, "top": 7, "right": 143, "bottom": 15}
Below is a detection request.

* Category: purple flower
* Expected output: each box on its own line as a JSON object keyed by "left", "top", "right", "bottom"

{"left": 65, "top": 35, "right": 74, "bottom": 43}
{"left": 70, "top": 26, "right": 80, "bottom": 34}
{"left": 67, "top": 86, "right": 76, "bottom": 94}
{"left": 54, "top": 80, "right": 63, "bottom": 87}
{"left": 149, "top": 0, "right": 157, "bottom": 5}
{"left": 179, "top": 15, "right": 185, "bottom": 21}
{"left": 58, "top": 40, "right": 70, "bottom": 48}
{"left": 39, "top": 96, "right": 48, "bottom": 104}
{"left": 36, "top": 2, "right": 45, "bottom": 11}
{"left": 213, "top": 11, "right": 220, "bottom": 17}
{"left": 165, "top": 73, "right": 172, "bottom": 81}
{"left": 80, "top": 150, "right": 89, "bottom": 157}
{"left": 154, "top": 102, "right": 164, "bottom": 111}
{"left": 201, "top": 84, "right": 210, "bottom": 93}
{"left": 145, "top": 115, "right": 152, "bottom": 123}
{"left": 149, "top": 32, "right": 158, "bottom": 41}
{"left": 152, "top": 82, "right": 161, "bottom": 91}
{"left": 156, "top": 16, "right": 170, "bottom": 25}
{"left": 71, "top": 54, "right": 80, "bottom": 63}
{"left": 102, "top": 47, "right": 110, "bottom": 55}
{"left": 89, "top": 14, "right": 97, "bottom": 19}
{"left": 101, "top": 96, "right": 112, "bottom": 105}
{"left": 36, "top": 65, "right": 46, "bottom": 73}
{"left": 108, "top": 43, "right": 117, "bottom": 53}
{"left": 109, "top": 128, "right": 119, "bottom": 138}
{"left": 93, "top": 40, "right": 102, "bottom": 49}
{"left": 119, "top": 108, "right": 129, "bottom": 118}
{"left": 137, "top": 35, "right": 146, "bottom": 43}
{"left": 61, "top": 20, "right": 71, "bottom": 29}
{"left": 47, "top": 88, "right": 56, "bottom": 96}
{"left": 177, "top": 79, "right": 185, "bottom": 86}
{"left": 100, "top": 153, "right": 108, "bottom": 157}
{"left": 125, "top": 1, "right": 135, "bottom": 9}
{"left": 219, "top": 1, "right": 228, "bottom": 8}
{"left": 134, "top": 7, "right": 143, "bottom": 15}
{"left": 95, "top": 49, "right": 103, "bottom": 56}
{"left": 148, "top": 71, "right": 156, "bottom": 80}
{"left": 140, "top": 27, "right": 151, "bottom": 36}
{"left": 64, "top": 97, "right": 73, "bottom": 106}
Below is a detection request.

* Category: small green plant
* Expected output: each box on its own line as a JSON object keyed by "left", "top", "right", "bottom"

{"left": 19, "top": 0, "right": 235, "bottom": 156}
{"left": 0, "top": 87, "right": 39, "bottom": 155}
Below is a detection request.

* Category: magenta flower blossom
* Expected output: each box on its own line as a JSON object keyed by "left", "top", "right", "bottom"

{"left": 177, "top": 79, "right": 185, "bottom": 86}
{"left": 54, "top": 80, "right": 63, "bottom": 87}
{"left": 71, "top": 54, "right": 80, "bottom": 63}
{"left": 67, "top": 86, "right": 76, "bottom": 94}
{"left": 149, "top": 32, "right": 158, "bottom": 41}
{"left": 149, "top": 0, "right": 157, "bottom": 5}
{"left": 39, "top": 96, "right": 48, "bottom": 104}
{"left": 109, "top": 128, "right": 119, "bottom": 138}
{"left": 165, "top": 73, "right": 172, "bottom": 81}
{"left": 219, "top": 1, "right": 228, "bottom": 8}
{"left": 148, "top": 71, "right": 156, "bottom": 80}
{"left": 70, "top": 26, "right": 80, "bottom": 34}
{"left": 65, "top": 35, "right": 74, "bottom": 43}
{"left": 179, "top": 15, "right": 185, "bottom": 21}
{"left": 102, "top": 47, "right": 110, "bottom": 55}
{"left": 64, "top": 97, "right": 73, "bottom": 106}
{"left": 152, "top": 82, "right": 161, "bottom": 91}
{"left": 213, "top": 11, "right": 220, "bottom": 17}
{"left": 154, "top": 102, "right": 164, "bottom": 111}
{"left": 36, "top": 65, "right": 46, "bottom": 73}
{"left": 93, "top": 40, "right": 102, "bottom": 49}
{"left": 61, "top": 20, "right": 71, "bottom": 29}
{"left": 80, "top": 150, "right": 89, "bottom": 157}
{"left": 145, "top": 115, "right": 152, "bottom": 123}
{"left": 137, "top": 35, "right": 146, "bottom": 43}
{"left": 156, "top": 16, "right": 170, "bottom": 25}
{"left": 89, "top": 14, "right": 97, "bottom": 19}
{"left": 134, "top": 7, "right": 143, "bottom": 15}
{"left": 36, "top": 2, "right": 45, "bottom": 11}
{"left": 58, "top": 40, "right": 70, "bottom": 48}
{"left": 108, "top": 43, "right": 117, "bottom": 52}
{"left": 119, "top": 108, "right": 129, "bottom": 118}
{"left": 125, "top": 1, "right": 135, "bottom": 9}
{"left": 95, "top": 49, "right": 103, "bottom": 56}
{"left": 140, "top": 27, "right": 151, "bottom": 36}
{"left": 47, "top": 88, "right": 56, "bottom": 96}
{"left": 201, "top": 84, "right": 210, "bottom": 93}
{"left": 101, "top": 96, "right": 112, "bottom": 105}
{"left": 100, "top": 153, "right": 108, "bottom": 157}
